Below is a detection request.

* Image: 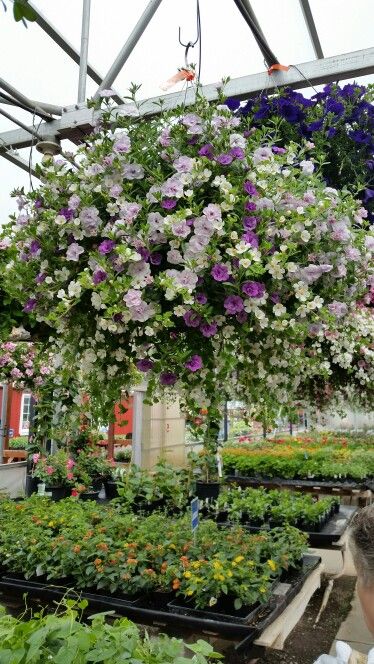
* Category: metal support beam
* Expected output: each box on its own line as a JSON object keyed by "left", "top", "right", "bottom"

{"left": 0, "top": 91, "right": 62, "bottom": 117}
{"left": 232, "top": 0, "right": 278, "bottom": 68}
{"left": 0, "top": 150, "right": 38, "bottom": 178}
{"left": 94, "top": 0, "right": 164, "bottom": 99}
{"left": 1, "top": 47, "right": 374, "bottom": 154}
{"left": 0, "top": 78, "right": 54, "bottom": 120}
{"left": 78, "top": 0, "right": 91, "bottom": 103}
{"left": 299, "top": 0, "right": 324, "bottom": 59}
{"left": 29, "top": 1, "right": 124, "bottom": 105}
{"left": 0, "top": 107, "right": 42, "bottom": 140}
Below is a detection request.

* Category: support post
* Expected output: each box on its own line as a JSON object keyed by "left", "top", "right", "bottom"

{"left": 0, "top": 384, "right": 9, "bottom": 464}
{"left": 3, "top": 384, "right": 13, "bottom": 461}
{"left": 107, "top": 420, "right": 115, "bottom": 459}
{"left": 94, "top": 0, "right": 164, "bottom": 99}
{"left": 132, "top": 386, "right": 145, "bottom": 467}
{"left": 78, "top": 0, "right": 91, "bottom": 103}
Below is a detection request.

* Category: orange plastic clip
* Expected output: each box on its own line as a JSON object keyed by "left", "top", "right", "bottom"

{"left": 160, "top": 68, "right": 195, "bottom": 91}
{"left": 268, "top": 63, "right": 290, "bottom": 75}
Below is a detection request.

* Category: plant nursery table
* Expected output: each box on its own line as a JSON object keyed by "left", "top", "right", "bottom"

{"left": 226, "top": 475, "right": 373, "bottom": 507}
{"left": 0, "top": 556, "right": 322, "bottom": 655}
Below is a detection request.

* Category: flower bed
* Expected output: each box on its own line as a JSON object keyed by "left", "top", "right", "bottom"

{"left": 0, "top": 496, "right": 307, "bottom": 615}
{"left": 230, "top": 432, "right": 374, "bottom": 449}
{"left": 222, "top": 445, "right": 374, "bottom": 482}
{"left": 209, "top": 486, "right": 339, "bottom": 532}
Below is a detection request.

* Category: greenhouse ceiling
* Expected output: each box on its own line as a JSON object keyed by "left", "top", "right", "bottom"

{"left": 0, "top": 0, "right": 373, "bottom": 219}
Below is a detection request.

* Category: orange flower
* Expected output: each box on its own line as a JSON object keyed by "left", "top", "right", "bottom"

{"left": 172, "top": 579, "right": 180, "bottom": 590}
{"left": 127, "top": 558, "right": 138, "bottom": 565}
{"left": 161, "top": 562, "right": 168, "bottom": 572}
{"left": 72, "top": 545, "right": 81, "bottom": 554}
{"left": 94, "top": 558, "right": 103, "bottom": 566}
{"left": 97, "top": 542, "right": 109, "bottom": 552}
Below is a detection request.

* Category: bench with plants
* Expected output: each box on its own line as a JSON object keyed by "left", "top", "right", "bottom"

{"left": 222, "top": 445, "right": 374, "bottom": 486}
{"left": 207, "top": 486, "right": 340, "bottom": 534}
{"left": 0, "top": 495, "right": 312, "bottom": 632}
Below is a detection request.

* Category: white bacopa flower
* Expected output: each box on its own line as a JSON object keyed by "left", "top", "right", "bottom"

{"left": 273, "top": 303, "right": 287, "bottom": 317}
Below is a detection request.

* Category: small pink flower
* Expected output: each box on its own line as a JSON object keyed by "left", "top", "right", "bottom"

{"left": 66, "top": 458, "right": 75, "bottom": 470}
{"left": 46, "top": 466, "right": 54, "bottom": 475}
{"left": 67, "top": 472, "right": 74, "bottom": 481}
{"left": 32, "top": 453, "right": 40, "bottom": 464}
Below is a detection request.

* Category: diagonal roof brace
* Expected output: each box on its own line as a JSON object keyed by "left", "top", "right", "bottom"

{"left": 0, "top": 77, "right": 56, "bottom": 120}
{"left": 0, "top": 149, "right": 38, "bottom": 178}
{"left": 299, "top": 0, "right": 324, "bottom": 59}
{"left": 232, "top": 0, "right": 279, "bottom": 68}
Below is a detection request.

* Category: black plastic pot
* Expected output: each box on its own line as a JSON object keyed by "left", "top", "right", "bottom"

{"left": 168, "top": 596, "right": 262, "bottom": 625}
{"left": 104, "top": 480, "right": 118, "bottom": 499}
{"left": 80, "top": 491, "right": 100, "bottom": 502}
{"left": 44, "top": 486, "right": 70, "bottom": 501}
{"left": 91, "top": 477, "right": 103, "bottom": 491}
{"left": 195, "top": 481, "right": 221, "bottom": 500}
{"left": 25, "top": 475, "right": 38, "bottom": 497}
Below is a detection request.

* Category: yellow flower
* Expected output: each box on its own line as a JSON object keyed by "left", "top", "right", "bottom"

{"left": 227, "top": 570, "right": 233, "bottom": 578}
{"left": 218, "top": 574, "right": 225, "bottom": 582}
{"left": 267, "top": 559, "right": 277, "bottom": 572}
{"left": 191, "top": 561, "right": 201, "bottom": 569}
{"left": 186, "top": 590, "right": 194, "bottom": 596}
{"left": 169, "top": 544, "right": 176, "bottom": 550}
{"left": 234, "top": 555, "right": 244, "bottom": 563}
{"left": 212, "top": 560, "right": 222, "bottom": 570}
{"left": 184, "top": 571, "right": 192, "bottom": 579}
{"left": 259, "top": 586, "right": 267, "bottom": 593}
{"left": 48, "top": 521, "right": 55, "bottom": 527}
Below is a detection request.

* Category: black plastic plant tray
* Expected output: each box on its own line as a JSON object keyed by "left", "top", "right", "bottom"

{"left": 167, "top": 596, "right": 264, "bottom": 625}
{"left": 226, "top": 475, "right": 368, "bottom": 491}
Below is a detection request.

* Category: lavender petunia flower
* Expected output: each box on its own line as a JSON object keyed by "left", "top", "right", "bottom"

{"left": 328, "top": 301, "right": 348, "bottom": 317}
{"left": 123, "top": 163, "right": 144, "bottom": 180}
{"left": 66, "top": 243, "right": 84, "bottom": 261}
{"left": 224, "top": 295, "right": 244, "bottom": 314}
{"left": 211, "top": 263, "right": 229, "bottom": 282}
{"left": 113, "top": 133, "right": 131, "bottom": 153}
{"left": 242, "top": 281, "right": 266, "bottom": 298}
{"left": 185, "top": 354, "right": 203, "bottom": 372}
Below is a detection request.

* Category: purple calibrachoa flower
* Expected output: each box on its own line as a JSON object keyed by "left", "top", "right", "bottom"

{"left": 92, "top": 269, "right": 108, "bottom": 285}
{"left": 98, "top": 239, "right": 116, "bottom": 254}
{"left": 230, "top": 147, "right": 245, "bottom": 159}
{"left": 216, "top": 153, "right": 233, "bottom": 165}
{"left": 198, "top": 143, "right": 214, "bottom": 159}
{"left": 160, "top": 371, "right": 177, "bottom": 386}
{"left": 242, "top": 281, "right": 266, "bottom": 298}
{"left": 35, "top": 272, "right": 46, "bottom": 284}
{"left": 224, "top": 295, "right": 244, "bottom": 314}
{"left": 245, "top": 201, "right": 257, "bottom": 211}
{"left": 195, "top": 293, "right": 208, "bottom": 305}
{"left": 200, "top": 321, "right": 218, "bottom": 337}
{"left": 211, "top": 263, "right": 229, "bottom": 282}
{"left": 183, "top": 310, "right": 202, "bottom": 328}
{"left": 66, "top": 243, "right": 84, "bottom": 261}
{"left": 242, "top": 230, "right": 259, "bottom": 248}
{"left": 59, "top": 207, "right": 74, "bottom": 220}
{"left": 29, "top": 240, "right": 41, "bottom": 255}
{"left": 243, "top": 216, "right": 258, "bottom": 230}
{"left": 328, "top": 301, "right": 348, "bottom": 317}
{"left": 243, "top": 181, "right": 258, "bottom": 196}
{"left": 236, "top": 311, "right": 248, "bottom": 323}
{"left": 185, "top": 354, "right": 203, "bottom": 372}
{"left": 150, "top": 252, "right": 162, "bottom": 265}
{"left": 136, "top": 359, "right": 154, "bottom": 372}
{"left": 161, "top": 198, "right": 177, "bottom": 210}
{"left": 23, "top": 298, "right": 37, "bottom": 313}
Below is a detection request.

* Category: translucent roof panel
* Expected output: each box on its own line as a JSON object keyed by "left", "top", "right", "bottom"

{"left": 310, "top": 0, "right": 374, "bottom": 57}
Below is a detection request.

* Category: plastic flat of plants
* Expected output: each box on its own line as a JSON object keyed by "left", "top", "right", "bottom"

{"left": 167, "top": 596, "right": 263, "bottom": 625}
{"left": 226, "top": 475, "right": 369, "bottom": 491}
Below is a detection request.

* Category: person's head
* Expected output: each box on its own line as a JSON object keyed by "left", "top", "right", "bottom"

{"left": 350, "top": 505, "right": 374, "bottom": 635}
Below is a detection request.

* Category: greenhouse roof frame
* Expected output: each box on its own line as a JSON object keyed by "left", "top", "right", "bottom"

{"left": 1, "top": 0, "right": 374, "bottom": 174}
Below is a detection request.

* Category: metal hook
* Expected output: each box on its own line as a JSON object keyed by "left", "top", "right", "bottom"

{"left": 178, "top": 28, "right": 198, "bottom": 69}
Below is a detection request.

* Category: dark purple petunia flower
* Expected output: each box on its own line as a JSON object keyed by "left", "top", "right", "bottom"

{"left": 242, "top": 230, "right": 259, "bottom": 248}
{"left": 200, "top": 321, "right": 217, "bottom": 337}
{"left": 183, "top": 310, "right": 202, "bottom": 328}
{"left": 277, "top": 100, "right": 304, "bottom": 123}
{"left": 327, "top": 127, "right": 337, "bottom": 138}
{"left": 29, "top": 240, "right": 41, "bottom": 255}
{"left": 216, "top": 153, "right": 234, "bottom": 166}
{"left": 230, "top": 147, "right": 245, "bottom": 160}
{"left": 59, "top": 207, "right": 74, "bottom": 220}
{"left": 195, "top": 292, "right": 208, "bottom": 305}
{"left": 366, "top": 160, "right": 374, "bottom": 171}
{"left": 224, "top": 295, "right": 244, "bottom": 314}
{"left": 243, "top": 216, "right": 258, "bottom": 231}
{"left": 224, "top": 97, "right": 241, "bottom": 111}
{"left": 363, "top": 188, "right": 374, "bottom": 203}
{"left": 242, "top": 281, "right": 265, "bottom": 298}
{"left": 270, "top": 292, "right": 281, "bottom": 303}
{"left": 98, "top": 239, "right": 116, "bottom": 254}
{"left": 136, "top": 358, "right": 154, "bottom": 373}
{"left": 34, "top": 199, "right": 43, "bottom": 209}
{"left": 185, "top": 354, "right": 203, "bottom": 372}
{"left": 272, "top": 146, "right": 287, "bottom": 154}
{"left": 306, "top": 119, "right": 324, "bottom": 132}
{"left": 198, "top": 143, "right": 214, "bottom": 159}
{"left": 161, "top": 198, "right": 177, "bottom": 210}
{"left": 150, "top": 252, "right": 162, "bottom": 265}
{"left": 236, "top": 310, "right": 248, "bottom": 323}
{"left": 160, "top": 371, "right": 177, "bottom": 386}
{"left": 113, "top": 313, "right": 123, "bottom": 322}
{"left": 23, "top": 298, "right": 37, "bottom": 313}
{"left": 211, "top": 263, "right": 230, "bottom": 282}
{"left": 35, "top": 272, "right": 46, "bottom": 284}
{"left": 92, "top": 269, "right": 108, "bottom": 285}
{"left": 138, "top": 246, "right": 150, "bottom": 262}
{"left": 325, "top": 98, "right": 345, "bottom": 116}
{"left": 243, "top": 181, "right": 258, "bottom": 196}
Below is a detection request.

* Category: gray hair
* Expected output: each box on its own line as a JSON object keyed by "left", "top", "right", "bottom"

{"left": 350, "top": 505, "right": 374, "bottom": 587}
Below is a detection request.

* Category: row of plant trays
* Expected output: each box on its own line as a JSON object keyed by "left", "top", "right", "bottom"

{"left": 226, "top": 473, "right": 372, "bottom": 491}
{"left": 213, "top": 505, "right": 356, "bottom": 548}
{"left": 0, "top": 555, "right": 321, "bottom": 644}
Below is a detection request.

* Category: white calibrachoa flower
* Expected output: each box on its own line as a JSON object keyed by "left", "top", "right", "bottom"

{"left": 1, "top": 92, "right": 372, "bottom": 427}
